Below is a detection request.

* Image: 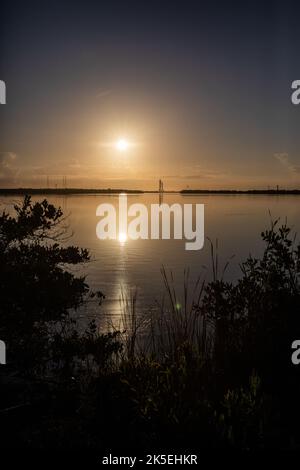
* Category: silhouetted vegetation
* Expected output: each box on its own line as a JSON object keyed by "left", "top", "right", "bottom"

{"left": 1, "top": 197, "right": 300, "bottom": 449}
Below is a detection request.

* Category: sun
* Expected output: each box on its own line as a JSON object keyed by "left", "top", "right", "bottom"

{"left": 115, "top": 138, "right": 129, "bottom": 152}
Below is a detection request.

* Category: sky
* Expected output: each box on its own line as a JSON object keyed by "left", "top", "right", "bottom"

{"left": 1, "top": 0, "right": 300, "bottom": 190}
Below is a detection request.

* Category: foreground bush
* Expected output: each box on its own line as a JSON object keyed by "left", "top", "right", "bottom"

{"left": 1, "top": 198, "right": 300, "bottom": 449}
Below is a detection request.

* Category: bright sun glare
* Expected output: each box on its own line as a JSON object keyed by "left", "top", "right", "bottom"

{"left": 118, "top": 232, "right": 127, "bottom": 243}
{"left": 115, "top": 138, "right": 129, "bottom": 152}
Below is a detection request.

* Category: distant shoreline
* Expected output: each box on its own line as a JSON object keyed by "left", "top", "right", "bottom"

{"left": 0, "top": 188, "right": 144, "bottom": 195}
{"left": 0, "top": 188, "right": 300, "bottom": 196}
{"left": 180, "top": 189, "right": 300, "bottom": 195}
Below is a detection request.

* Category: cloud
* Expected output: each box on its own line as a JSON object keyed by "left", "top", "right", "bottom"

{"left": 32, "top": 158, "right": 82, "bottom": 176}
{"left": 96, "top": 89, "right": 111, "bottom": 99}
{"left": 163, "top": 167, "right": 227, "bottom": 180}
{"left": 68, "top": 159, "right": 81, "bottom": 169}
{"left": 0, "top": 152, "right": 19, "bottom": 182}
{"left": 274, "top": 153, "right": 300, "bottom": 174}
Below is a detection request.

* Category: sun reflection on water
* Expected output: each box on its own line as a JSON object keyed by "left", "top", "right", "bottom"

{"left": 118, "top": 232, "right": 127, "bottom": 244}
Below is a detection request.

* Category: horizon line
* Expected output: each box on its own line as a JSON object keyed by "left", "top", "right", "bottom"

{"left": 1, "top": 187, "right": 300, "bottom": 195}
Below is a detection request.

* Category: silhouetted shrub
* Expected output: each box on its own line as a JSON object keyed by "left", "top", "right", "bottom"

{"left": 1, "top": 199, "right": 300, "bottom": 449}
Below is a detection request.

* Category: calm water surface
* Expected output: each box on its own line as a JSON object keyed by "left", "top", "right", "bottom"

{"left": 2, "top": 194, "right": 300, "bottom": 329}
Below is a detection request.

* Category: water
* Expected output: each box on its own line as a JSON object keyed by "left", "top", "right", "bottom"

{"left": 2, "top": 193, "right": 300, "bottom": 329}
